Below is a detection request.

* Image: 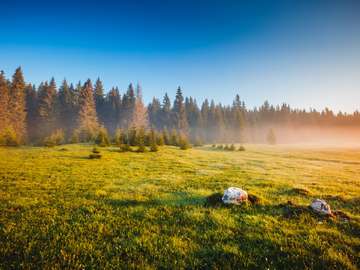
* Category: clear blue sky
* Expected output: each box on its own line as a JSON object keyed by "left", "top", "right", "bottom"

{"left": 1, "top": 0, "right": 359, "bottom": 112}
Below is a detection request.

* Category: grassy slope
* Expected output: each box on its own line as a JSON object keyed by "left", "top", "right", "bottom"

{"left": 0, "top": 144, "right": 359, "bottom": 269}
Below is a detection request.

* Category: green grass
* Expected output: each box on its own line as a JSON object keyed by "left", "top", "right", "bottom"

{"left": 0, "top": 144, "right": 359, "bottom": 269}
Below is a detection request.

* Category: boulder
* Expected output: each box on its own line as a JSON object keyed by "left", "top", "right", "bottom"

{"left": 222, "top": 187, "right": 248, "bottom": 204}
{"left": 310, "top": 199, "right": 332, "bottom": 215}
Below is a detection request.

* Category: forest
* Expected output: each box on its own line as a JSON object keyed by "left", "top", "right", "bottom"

{"left": 0, "top": 67, "right": 359, "bottom": 147}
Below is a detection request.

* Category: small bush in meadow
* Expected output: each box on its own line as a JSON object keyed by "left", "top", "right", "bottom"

{"left": 43, "top": 129, "right": 65, "bottom": 147}
{"left": 120, "top": 143, "right": 131, "bottom": 152}
{"left": 216, "top": 145, "right": 223, "bottom": 150}
{"left": 212, "top": 144, "right": 216, "bottom": 148}
{"left": 238, "top": 145, "right": 246, "bottom": 151}
{"left": 0, "top": 127, "right": 20, "bottom": 146}
{"left": 95, "top": 126, "right": 110, "bottom": 147}
{"left": 224, "top": 145, "right": 230, "bottom": 151}
{"left": 229, "top": 144, "right": 236, "bottom": 151}
{"left": 89, "top": 147, "right": 101, "bottom": 159}
{"left": 179, "top": 135, "right": 191, "bottom": 150}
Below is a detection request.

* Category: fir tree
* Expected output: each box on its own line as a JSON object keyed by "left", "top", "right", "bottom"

{"left": 173, "top": 87, "right": 188, "bottom": 133}
{"left": 77, "top": 79, "right": 99, "bottom": 141}
{"left": 0, "top": 71, "right": 10, "bottom": 133}
{"left": 9, "top": 67, "right": 26, "bottom": 143}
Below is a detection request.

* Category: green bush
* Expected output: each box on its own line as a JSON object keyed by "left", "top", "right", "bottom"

{"left": 113, "top": 128, "right": 125, "bottom": 146}
{"left": 179, "top": 135, "right": 191, "bottom": 150}
{"left": 95, "top": 126, "right": 110, "bottom": 147}
{"left": 43, "top": 129, "right": 65, "bottom": 147}
{"left": 89, "top": 153, "right": 101, "bottom": 159}
{"left": 120, "top": 143, "right": 131, "bottom": 152}
{"left": 150, "top": 143, "right": 159, "bottom": 152}
{"left": 238, "top": 145, "right": 246, "bottom": 151}
{"left": 229, "top": 144, "right": 236, "bottom": 151}
{"left": 0, "top": 127, "right": 20, "bottom": 146}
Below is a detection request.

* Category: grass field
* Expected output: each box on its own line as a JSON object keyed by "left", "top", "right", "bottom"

{"left": 0, "top": 144, "right": 359, "bottom": 269}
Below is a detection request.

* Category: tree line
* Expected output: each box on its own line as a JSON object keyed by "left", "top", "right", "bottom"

{"left": 0, "top": 67, "right": 359, "bottom": 146}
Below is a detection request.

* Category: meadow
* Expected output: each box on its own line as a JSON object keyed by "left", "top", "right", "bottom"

{"left": 0, "top": 144, "right": 359, "bottom": 269}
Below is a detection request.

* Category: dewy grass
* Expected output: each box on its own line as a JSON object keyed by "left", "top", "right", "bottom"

{"left": 0, "top": 144, "right": 359, "bottom": 269}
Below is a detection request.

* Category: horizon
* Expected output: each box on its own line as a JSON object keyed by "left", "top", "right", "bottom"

{"left": 1, "top": 0, "right": 360, "bottom": 112}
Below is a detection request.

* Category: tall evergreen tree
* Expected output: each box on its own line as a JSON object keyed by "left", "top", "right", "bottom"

{"left": 0, "top": 71, "right": 10, "bottom": 133}
{"left": 130, "top": 83, "right": 148, "bottom": 129}
{"left": 77, "top": 79, "right": 99, "bottom": 141}
{"left": 94, "top": 78, "right": 106, "bottom": 124}
{"left": 9, "top": 67, "right": 27, "bottom": 142}
{"left": 172, "top": 87, "right": 188, "bottom": 133}
{"left": 37, "top": 78, "right": 57, "bottom": 139}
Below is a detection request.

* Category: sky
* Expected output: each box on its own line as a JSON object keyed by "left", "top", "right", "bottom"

{"left": 1, "top": 0, "right": 359, "bottom": 112}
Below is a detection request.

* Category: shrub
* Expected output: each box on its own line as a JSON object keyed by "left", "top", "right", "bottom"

{"left": 136, "top": 144, "right": 147, "bottom": 153}
{"left": 70, "top": 129, "right": 80, "bottom": 144}
{"left": 216, "top": 145, "right": 223, "bottom": 150}
{"left": 89, "top": 153, "right": 101, "bottom": 159}
{"left": 89, "top": 147, "right": 101, "bottom": 159}
{"left": 156, "top": 133, "right": 165, "bottom": 146}
{"left": 179, "top": 135, "right": 191, "bottom": 150}
{"left": 150, "top": 143, "right": 159, "bottom": 152}
{"left": 0, "top": 127, "right": 20, "bottom": 146}
{"left": 95, "top": 126, "right": 110, "bottom": 147}
{"left": 120, "top": 143, "right": 131, "bottom": 152}
{"left": 170, "top": 129, "right": 179, "bottom": 146}
{"left": 224, "top": 145, "right": 230, "bottom": 151}
{"left": 43, "top": 129, "right": 65, "bottom": 147}
{"left": 128, "top": 127, "right": 137, "bottom": 146}
{"left": 113, "top": 128, "right": 125, "bottom": 146}
{"left": 212, "top": 144, "right": 216, "bottom": 148}
{"left": 162, "top": 128, "right": 170, "bottom": 145}
{"left": 229, "top": 144, "right": 236, "bottom": 151}
{"left": 238, "top": 145, "right": 246, "bottom": 151}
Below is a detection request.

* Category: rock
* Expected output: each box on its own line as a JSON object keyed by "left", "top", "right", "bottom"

{"left": 310, "top": 199, "right": 332, "bottom": 215}
{"left": 222, "top": 187, "right": 248, "bottom": 204}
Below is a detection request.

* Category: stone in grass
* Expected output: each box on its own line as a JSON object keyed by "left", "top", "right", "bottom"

{"left": 310, "top": 199, "right": 332, "bottom": 216}
{"left": 222, "top": 187, "right": 248, "bottom": 205}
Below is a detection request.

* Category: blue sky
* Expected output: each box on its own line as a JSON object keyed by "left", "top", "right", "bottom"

{"left": 1, "top": 0, "right": 359, "bottom": 112}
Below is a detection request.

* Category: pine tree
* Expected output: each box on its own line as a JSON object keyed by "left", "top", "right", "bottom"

{"left": 130, "top": 83, "right": 148, "bottom": 129}
{"left": 77, "top": 79, "right": 99, "bottom": 141}
{"left": 0, "top": 71, "right": 10, "bottom": 133}
{"left": 173, "top": 87, "right": 188, "bottom": 133}
{"left": 58, "top": 79, "right": 76, "bottom": 138}
{"left": 9, "top": 67, "right": 27, "bottom": 143}
{"left": 37, "top": 78, "right": 57, "bottom": 140}
{"left": 25, "top": 84, "right": 37, "bottom": 141}
{"left": 136, "top": 127, "right": 146, "bottom": 152}
{"left": 161, "top": 93, "right": 172, "bottom": 129}
{"left": 94, "top": 78, "right": 105, "bottom": 125}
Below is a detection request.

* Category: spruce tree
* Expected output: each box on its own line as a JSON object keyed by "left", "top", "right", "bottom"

{"left": 130, "top": 83, "right": 148, "bottom": 129}
{"left": 37, "top": 78, "right": 57, "bottom": 139}
{"left": 173, "top": 87, "right": 188, "bottom": 133}
{"left": 0, "top": 71, "right": 10, "bottom": 133}
{"left": 77, "top": 79, "right": 99, "bottom": 141}
{"left": 9, "top": 67, "right": 26, "bottom": 143}
{"left": 94, "top": 78, "right": 105, "bottom": 124}
{"left": 25, "top": 84, "right": 37, "bottom": 141}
